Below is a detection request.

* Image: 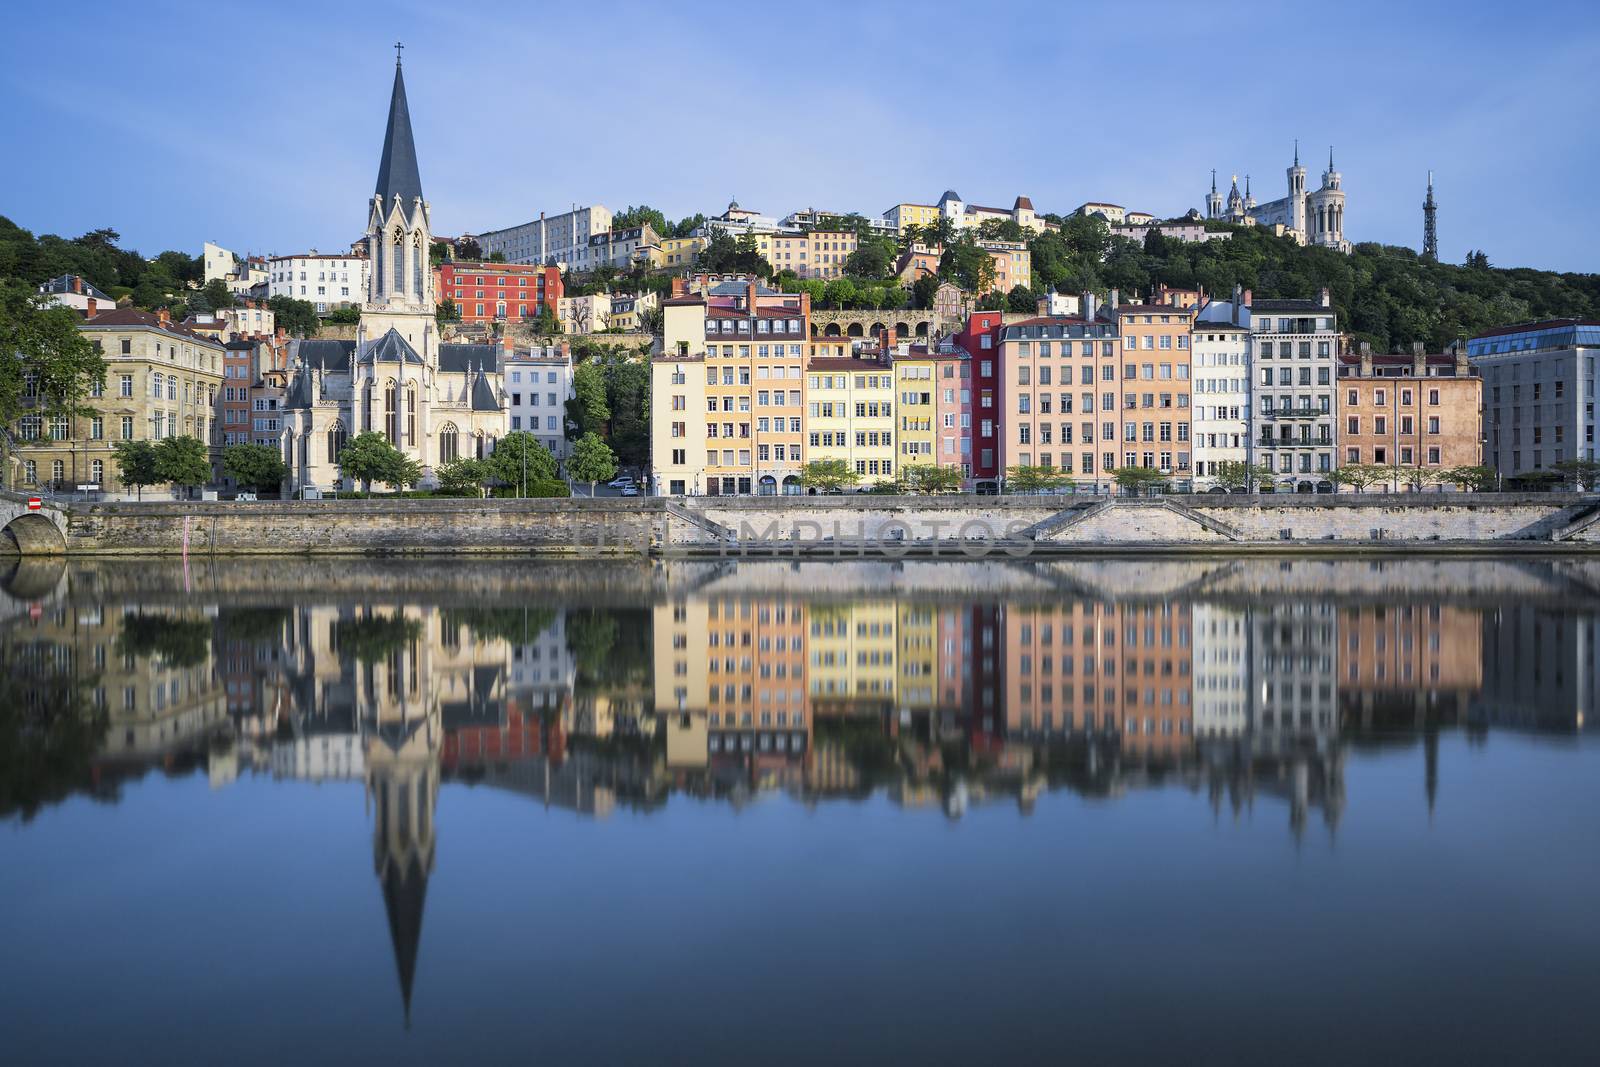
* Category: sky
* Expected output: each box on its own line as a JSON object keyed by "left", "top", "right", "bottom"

{"left": 2, "top": 0, "right": 1597, "bottom": 273}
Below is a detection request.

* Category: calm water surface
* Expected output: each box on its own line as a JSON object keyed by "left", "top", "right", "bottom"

{"left": 2, "top": 555, "right": 1597, "bottom": 1065}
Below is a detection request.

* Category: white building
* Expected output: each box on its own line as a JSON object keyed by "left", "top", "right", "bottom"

{"left": 504, "top": 344, "right": 573, "bottom": 460}
{"left": 1191, "top": 604, "right": 1249, "bottom": 739}
{"left": 557, "top": 293, "right": 609, "bottom": 334}
{"left": 509, "top": 611, "right": 576, "bottom": 713}
{"left": 1191, "top": 294, "right": 1253, "bottom": 490}
{"left": 37, "top": 274, "right": 114, "bottom": 315}
{"left": 1249, "top": 290, "right": 1340, "bottom": 491}
{"left": 1207, "top": 145, "right": 1349, "bottom": 253}
{"left": 268, "top": 251, "right": 370, "bottom": 313}
{"left": 474, "top": 204, "right": 613, "bottom": 271}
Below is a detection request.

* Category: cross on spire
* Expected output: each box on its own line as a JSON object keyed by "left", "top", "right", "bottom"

{"left": 394, "top": 41, "right": 404, "bottom": 65}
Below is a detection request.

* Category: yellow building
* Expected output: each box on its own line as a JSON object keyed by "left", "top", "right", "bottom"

{"left": 660, "top": 236, "right": 706, "bottom": 270}
{"left": 892, "top": 350, "right": 937, "bottom": 469}
{"left": 805, "top": 355, "right": 897, "bottom": 486}
{"left": 979, "top": 240, "right": 1031, "bottom": 293}
{"left": 807, "top": 601, "right": 898, "bottom": 704}
{"left": 9, "top": 306, "right": 226, "bottom": 493}
{"left": 756, "top": 229, "right": 859, "bottom": 280}
{"left": 884, "top": 203, "right": 939, "bottom": 233}
{"left": 650, "top": 278, "right": 810, "bottom": 496}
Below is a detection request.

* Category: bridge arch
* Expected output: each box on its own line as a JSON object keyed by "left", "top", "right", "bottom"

{"left": 2, "top": 512, "right": 67, "bottom": 556}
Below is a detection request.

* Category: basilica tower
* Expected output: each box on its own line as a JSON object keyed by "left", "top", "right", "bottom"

{"left": 361, "top": 47, "right": 436, "bottom": 353}
{"left": 1287, "top": 140, "right": 1308, "bottom": 236}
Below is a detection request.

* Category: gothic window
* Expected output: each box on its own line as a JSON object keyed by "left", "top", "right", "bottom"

{"left": 373, "top": 237, "right": 384, "bottom": 298}
{"left": 412, "top": 234, "right": 423, "bottom": 302}
{"left": 439, "top": 422, "right": 459, "bottom": 464}
{"left": 392, "top": 231, "right": 405, "bottom": 294}
{"left": 405, "top": 386, "right": 416, "bottom": 445}
{"left": 384, "top": 383, "right": 397, "bottom": 443}
{"left": 327, "top": 420, "right": 347, "bottom": 463}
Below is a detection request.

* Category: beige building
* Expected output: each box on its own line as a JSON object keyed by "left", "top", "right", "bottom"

{"left": 805, "top": 354, "right": 897, "bottom": 486}
{"left": 756, "top": 229, "right": 859, "bottom": 280}
{"left": 558, "top": 293, "right": 610, "bottom": 334}
{"left": 10, "top": 306, "right": 225, "bottom": 493}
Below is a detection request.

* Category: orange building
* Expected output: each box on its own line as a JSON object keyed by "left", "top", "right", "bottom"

{"left": 1115, "top": 301, "right": 1197, "bottom": 489}
{"left": 1337, "top": 344, "right": 1482, "bottom": 489}
{"left": 435, "top": 261, "right": 562, "bottom": 323}
{"left": 1003, "top": 601, "right": 1194, "bottom": 759}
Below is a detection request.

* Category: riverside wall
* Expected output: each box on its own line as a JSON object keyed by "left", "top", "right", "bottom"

{"left": 9, "top": 493, "right": 1600, "bottom": 557}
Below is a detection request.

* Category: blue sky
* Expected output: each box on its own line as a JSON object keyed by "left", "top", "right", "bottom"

{"left": 2, "top": 0, "right": 1596, "bottom": 272}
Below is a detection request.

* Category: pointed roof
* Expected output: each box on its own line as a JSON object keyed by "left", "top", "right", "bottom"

{"left": 382, "top": 852, "right": 429, "bottom": 1026}
{"left": 374, "top": 57, "right": 423, "bottom": 210}
{"left": 360, "top": 327, "right": 424, "bottom": 365}
{"left": 470, "top": 371, "right": 500, "bottom": 412}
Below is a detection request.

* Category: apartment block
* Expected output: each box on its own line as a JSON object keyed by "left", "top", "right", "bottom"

{"left": 474, "top": 205, "right": 613, "bottom": 270}
{"left": 503, "top": 344, "right": 574, "bottom": 459}
{"left": 805, "top": 354, "right": 897, "bottom": 485}
{"left": 268, "top": 252, "right": 368, "bottom": 312}
{"left": 1337, "top": 344, "right": 1482, "bottom": 488}
{"left": 1469, "top": 319, "right": 1600, "bottom": 478}
{"left": 436, "top": 262, "right": 562, "bottom": 324}
{"left": 1190, "top": 295, "right": 1253, "bottom": 489}
{"left": 1249, "top": 290, "right": 1339, "bottom": 491}
{"left": 650, "top": 279, "right": 811, "bottom": 496}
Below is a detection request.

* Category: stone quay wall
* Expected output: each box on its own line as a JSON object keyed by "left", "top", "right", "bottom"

{"left": 11, "top": 493, "right": 1600, "bottom": 557}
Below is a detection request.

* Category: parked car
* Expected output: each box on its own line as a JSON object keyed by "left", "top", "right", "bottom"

{"left": 235, "top": 492, "right": 258, "bottom": 502}
{"left": 620, "top": 485, "right": 640, "bottom": 496}
{"left": 608, "top": 475, "right": 635, "bottom": 488}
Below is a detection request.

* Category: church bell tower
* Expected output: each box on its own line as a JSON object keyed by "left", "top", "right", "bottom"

{"left": 361, "top": 44, "right": 436, "bottom": 353}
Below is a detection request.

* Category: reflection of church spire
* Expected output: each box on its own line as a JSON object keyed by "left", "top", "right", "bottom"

{"left": 1424, "top": 726, "right": 1439, "bottom": 819}
{"left": 382, "top": 851, "right": 430, "bottom": 1027}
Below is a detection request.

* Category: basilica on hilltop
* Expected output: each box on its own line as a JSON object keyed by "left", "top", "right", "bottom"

{"left": 282, "top": 51, "right": 505, "bottom": 492}
{"left": 1206, "top": 143, "right": 1349, "bottom": 253}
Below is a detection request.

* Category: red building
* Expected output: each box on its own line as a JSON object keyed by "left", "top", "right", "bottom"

{"left": 435, "top": 261, "right": 563, "bottom": 323}
{"left": 952, "top": 311, "right": 1004, "bottom": 487}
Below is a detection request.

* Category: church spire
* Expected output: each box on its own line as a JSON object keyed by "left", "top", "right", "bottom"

{"left": 1211, "top": 168, "right": 1217, "bottom": 194}
{"left": 375, "top": 46, "right": 424, "bottom": 208}
{"left": 1294, "top": 138, "right": 1299, "bottom": 167}
{"left": 1328, "top": 146, "right": 1335, "bottom": 172}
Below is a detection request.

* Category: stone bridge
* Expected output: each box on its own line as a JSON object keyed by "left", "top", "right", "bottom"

{"left": 0, "top": 490, "right": 69, "bottom": 555}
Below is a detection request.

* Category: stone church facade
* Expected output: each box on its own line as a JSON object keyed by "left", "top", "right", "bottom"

{"left": 1206, "top": 144, "right": 1349, "bottom": 253}
{"left": 282, "top": 54, "right": 505, "bottom": 492}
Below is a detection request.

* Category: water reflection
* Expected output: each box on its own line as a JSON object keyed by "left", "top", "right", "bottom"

{"left": 2, "top": 556, "right": 1596, "bottom": 1030}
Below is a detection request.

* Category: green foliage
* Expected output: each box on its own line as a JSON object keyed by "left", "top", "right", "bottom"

{"left": 910, "top": 274, "right": 942, "bottom": 310}
{"left": 323, "top": 305, "right": 361, "bottom": 325}
{"left": 442, "top": 606, "right": 558, "bottom": 645}
{"left": 485, "top": 430, "right": 558, "bottom": 495}
{"left": 0, "top": 281, "right": 105, "bottom": 430}
{"left": 1006, "top": 285, "right": 1036, "bottom": 312}
{"left": 435, "top": 457, "right": 490, "bottom": 497}
{"left": 436, "top": 297, "right": 461, "bottom": 325}
{"left": 844, "top": 243, "right": 892, "bottom": 279}
{"left": 216, "top": 606, "right": 291, "bottom": 642}
{"left": 1208, "top": 460, "right": 1277, "bottom": 490}
{"left": 0, "top": 635, "right": 108, "bottom": 822}
{"left": 334, "top": 612, "right": 423, "bottom": 664}
{"left": 799, "top": 458, "right": 860, "bottom": 492}
{"left": 111, "top": 440, "right": 160, "bottom": 497}
{"left": 1112, "top": 466, "right": 1170, "bottom": 495}
{"left": 337, "top": 431, "right": 420, "bottom": 493}
{"left": 266, "top": 295, "right": 319, "bottom": 338}
{"left": 602, "top": 359, "right": 649, "bottom": 466}
{"left": 1438, "top": 465, "right": 1497, "bottom": 492}
{"left": 612, "top": 204, "right": 670, "bottom": 236}
{"left": 222, "top": 442, "right": 287, "bottom": 492}
{"left": 566, "top": 609, "right": 620, "bottom": 681}
{"left": 117, "top": 611, "right": 211, "bottom": 668}
{"left": 201, "top": 278, "right": 234, "bottom": 312}
{"left": 1552, "top": 458, "right": 1600, "bottom": 490}
{"left": 696, "top": 229, "right": 771, "bottom": 277}
{"left": 0, "top": 217, "right": 199, "bottom": 309}
{"left": 898, "top": 464, "right": 965, "bottom": 493}
{"left": 570, "top": 431, "right": 618, "bottom": 492}
{"left": 1332, "top": 463, "right": 1388, "bottom": 491}
{"left": 940, "top": 237, "right": 996, "bottom": 295}
{"left": 568, "top": 361, "right": 610, "bottom": 438}
{"left": 487, "top": 251, "right": 507, "bottom": 263}
{"left": 455, "top": 237, "right": 483, "bottom": 261}
{"left": 1006, "top": 464, "right": 1074, "bottom": 493}
{"left": 154, "top": 435, "right": 211, "bottom": 490}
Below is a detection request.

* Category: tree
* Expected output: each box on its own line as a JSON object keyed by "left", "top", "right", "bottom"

{"left": 0, "top": 282, "right": 104, "bottom": 486}
{"left": 910, "top": 274, "right": 942, "bottom": 310}
{"left": 222, "top": 442, "right": 287, "bottom": 493}
{"left": 799, "top": 459, "right": 860, "bottom": 493}
{"left": 569, "top": 432, "right": 618, "bottom": 496}
{"left": 1553, "top": 458, "right": 1600, "bottom": 490}
{"left": 940, "top": 238, "right": 995, "bottom": 295}
{"left": 612, "top": 204, "right": 671, "bottom": 236}
{"left": 1061, "top": 213, "right": 1111, "bottom": 259}
{"left": 1006, "top": 465, "right": 1073, "bottom": 494}
{"left": 436, "top": 298, "right": 461, "bottom": 326}
{"left": 1112, "top": 466, "right": 1169, "bottom": 495}
{"left": 1333, "top": 463, "right": 1386, "bottom": 492}
{"left": 201, "top": 278, "right": 235, "bottom": 312}
{"left": 899, "top": 464, "right": 964, "bottom": 494}
{"left": 337, "top": 431, "right": 418, "bottom": 495}
{"left": 266, "top": 295, "right": 319, "bottom": 337}
{"left": 154, "top": 435, "right": 211, "bottom": 496}
{"left": 455, "top": 237, "right": 483, "bottom": 261}
{"left": 323, "top": 305, "right": 361, "bottom": 325}
{"left": 487, "top": 251, "right": 506, "bottom": 263}
{"left": 1006, "top": 285, "right": 1035, "bottom": 312}
{"left": 568, "top": 361, "right": 610, "bottom": 438}
{"left": 1439, "top": 465, "right": 1496, "bottom": 492}
{"left": 484, "top": 431, "right": 558, "bottom": 496}
{"left": 1209, "top": 460, "right": 1277, "bottom": 491}
{"left": 843, "top": 244, "right": 891, "bottom": 279}
{"left": 435, "top": 457, "right": 490, "bottom": 497}
{"left": 1388, "top": 464, "right": 1437, "bottom": 492}
{"left": 111, "top": 440, "right": 160, "bottom": 499}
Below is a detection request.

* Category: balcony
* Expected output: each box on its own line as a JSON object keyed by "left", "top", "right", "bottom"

{"left": 1261, "top": 407, "right": 1325, "bottom": 420}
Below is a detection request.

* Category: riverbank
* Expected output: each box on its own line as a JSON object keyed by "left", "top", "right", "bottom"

{"left": 7, "top": 492, "right": 1600, "bottom": 556}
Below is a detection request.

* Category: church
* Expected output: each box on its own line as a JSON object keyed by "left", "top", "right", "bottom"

{"left": 282, "top": 50, "right": 505, "bottom": 492}
{"left": 1206, "top": 143, "right": 1349, "bottom": 253}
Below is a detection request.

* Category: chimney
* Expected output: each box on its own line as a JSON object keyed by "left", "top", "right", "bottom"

{"left": 1359, "top": 341, "right": 1373, "bottom": 376}
{"left": 157, "top": 307, "right": 170, "bottom": 327}
{"left": 86, "top": 297, "right": 97, "bottom": 319}
{"left": 746, "top": 280, "right": 758, "bottom": 311}
{"left": 72, "top": 276, "right": 83, "bottom": 294}
{"left": 671, "top": 276, "right": 686, "bottom": 298}
{"left": 1455, "top": 337, "right": 1470, "bottom": 375}
{"left": 1319, "top": 287, "right": 1331, "bottom": 308}
{"left": 800, "top": 289, "right": 811, "bottom": 321}
{"left": 1082, "top": 292, "right": 1097, "bottom": 323}
{"left": 1109, "top": 288, "right": 1120, "bottom": 311}
{"left": 1242, "top": 288, "right": 1253, "bottom": 308}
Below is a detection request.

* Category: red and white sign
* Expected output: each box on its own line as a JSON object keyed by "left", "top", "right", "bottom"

{"left": 26, "top": 496, "right": 42, "bottom": 511}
